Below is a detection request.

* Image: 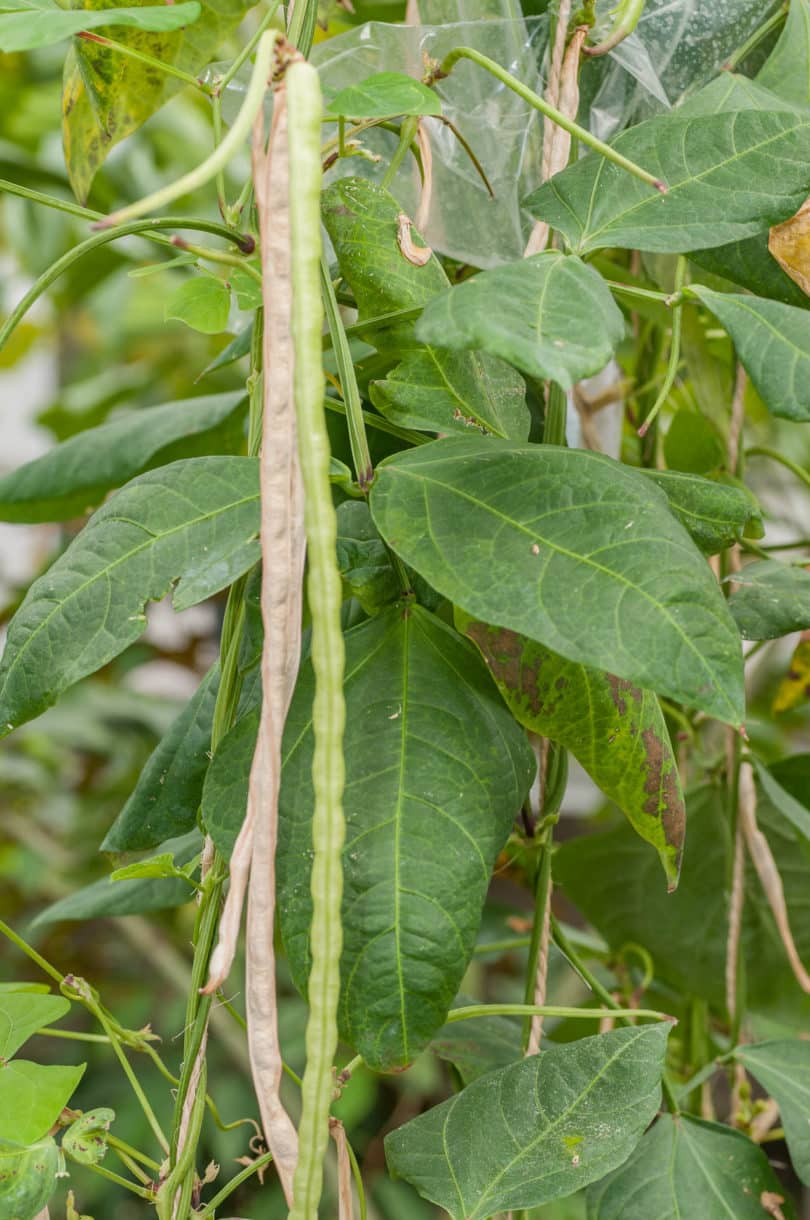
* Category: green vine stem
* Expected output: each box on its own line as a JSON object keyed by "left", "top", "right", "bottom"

{"left": 286, "top": 0, "right": 319, "bottom": 55}
{"left": 96, "top": 30, "right": 281, "bottom": 229}
{"left": 637, "top": 255, "right": 686, "bottom": 438}
{"left": 583, "top": 0, "right": 646, "bottom": 57}
{"left": 725, "top": 1, "right": 788, "bottom": 71}
{"left": 320, "top": 254, "right": 374, "bottom": 486}
{"left": 446, "top": 1003, "right": 673, "bottom": 1024}
{"left": 432, "top": 47, "right": 666, "bottom": 192}
{"left": 0, "top": 215, "right": 253, "bottom": 355}
{"left": 197, "top": 1150, "right": 276, "bottom": 1217}
{"left": 287, "top": 58, "right": 347, "bottom": 1220}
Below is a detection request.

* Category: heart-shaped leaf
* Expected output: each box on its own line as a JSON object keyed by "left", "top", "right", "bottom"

{"left": 326, "top": 72, "right": 442, "bottom": 119}
{"left": 0, "top": 1061, "right": 85, "bottom": 1144}
{"left": 277, "top": 605, "right": 535, "bottom": 1070}
{"left": 165, "top": 277, "right": 231, "bottom": 335}
{"left": 0, "top": 994, "right": 71, "bottom": 1061}
{"left": 385, "top": 1023, "right": 671, "bottom": 1219}
{"left": 369, "top": 438, "right": 744, "bottom": 725}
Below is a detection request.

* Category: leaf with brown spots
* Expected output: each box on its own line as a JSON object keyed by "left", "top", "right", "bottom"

{"left": 459, "top": 613, "right": 685, "bottom": 889}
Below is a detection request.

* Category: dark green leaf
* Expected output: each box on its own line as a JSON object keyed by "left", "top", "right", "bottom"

{"left": 62, "top": 0, "right": 251, "bottom": 202}
{"left": 0, "top": 994, "right": 70, "bottom": 1061}
{"left": 758, "top": 0, "right": 810, "bottom": 108}
{"left": 0, "top": 391, "right": 246, "bottom": 523}
{"left": 525, "top": 110, "right": 810, "bottom": 255}
{"left": 31, "top": 833, "right": 199, "bottom": 927}
{"left": 0, "top": 456, "right": 259, "bottom": 734}
{"left": 165, "top": 276, "right": 231, "bottom": 335}
{"left": 415, "top": 253, "right": 624, "bottom": 388}
{"left": 198, "top": 322, "right": 253, "bottom": 379}
{"left": 0, "top": 0, "right": 200, "bottom": 51}
{"left": 369, "top": 438, "right": 744, "bottom": 725}
{"left": 0, "top": 1137, "right": 58, "bottom": 1219}
{"left": 691, "top": 286, "right": 810, "bottom": 422}
{"left": 278, "top": 606, "right": 535, "bottom": 1070}
{"left": 459, "top": 615, "right": 684, "bottom": 888}
{"left": 754, "top": 759, "right": 810, "bottom": 840}
{"left": 322, "top": 178, "right": 529, "bottom": 438}
{"left": 588, "top": 1114, "right": 796, "bottom": 1219}
{"left": 727, "top": 559, "right": 810, "bottom": 639}
{"left": 737, "top": 1040, "right": 810, "bottom": 1183}
{"left": 201, "top": 707, "right": 257, "bottom": 861}
{"left": 326, "top": 72, "right": 442, "bottom": 119}
{"left": 430, "top": 1009, "right": 521, "bottom": 1085}
{"left": 0, "top": 1062, "right": 85, "bottom": 1144}
{"left": 384, "top": 1024, "right": 670, "bottom": 1219}
{"left": 690, "top": 234, "right": 810, "bottom": 309}
{"left": 663, "top": 408, "right": 726, "bottom": 475}
{"left": 640, "top": 469, "right": 762, "bottom": 554}
{"left": 102, "top": 664, "right": 218, "bottom": 853}
{"left": 336, "top": 500, "right": 400, "bottom": 614}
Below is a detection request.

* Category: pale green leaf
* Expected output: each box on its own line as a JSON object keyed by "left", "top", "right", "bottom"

{"left": 0, "top": 456, "right": 259, "bottom": 734}
{"left": 278, "top": 606, "right": 535, "bottom": 1070}
{"left": 588, "top": 1114, "right": 796, "bottom": 1219}
{"left": 165, "top": 277, "right": 231, "bottom": 335}
{"left": 758, "top": 0, "right": 810, "bottom": 108}
{"left": 640, "top": 469, "right": 762, "bottom": 554}
{"left": 459, "top": 615, "right": 684, "bottom": 888}
{"left": 0, "top": 0, "right": 199, "bottom": 51}
{"left": 228, "top": 267, "right": 262, "bottom": 312}
{"left": 691, "top": 286, "right": 810, "bottom": 422}
{"left": 0, "top": 1137, "right": 59, "bottom": 1219}
{"left": 326, "top": 71, "right": 442, "bottom": 119}
{"left": 110, "top": 852, "right": 192, "bottom": 882}
{"left": 415, "top": 253, "right": 625, "bottom": 388}
{"left": 0, "top": 391, "right": 246, "bottom": 523}
{"left": 0, "top": 1062, "right": 85, "bottom": 1144}
{"left": 737, "top": 1040, "right": 810, "bottom": 1183}
{"left": 0, "top": 995, "right": 70, "bottom": 1061}
{"left": 322, "top": 178, "right": 529, "bottom": 439}
{"left": 384, "top": 1024, "right": 670, "bottom": 1219}
{"left": 62, "top": 1107, "right": 115, "bottom": 1167}
{"left": 369, "top": 438, "right": 744, "bottom": 725}
{"left": 525, "top": 110, "right": 810, "bottom": 255}
{"left": 727, "top": 559, "right": 810, "bottom": 639}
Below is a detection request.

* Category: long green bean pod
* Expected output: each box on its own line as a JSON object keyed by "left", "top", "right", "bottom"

{"left": 286, "top": 59, "right": 346, "bottom": 1220}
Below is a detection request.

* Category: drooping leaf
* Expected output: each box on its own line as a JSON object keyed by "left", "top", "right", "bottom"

{"left": 62, "top": 1107, "right": 115, "bottom": 1166}
{"left": 430, "top": 1009, "right": 521, "bottom": 1085}
{"left": 369, "top": 438, "right": 744, "bottom": 726}
{"left": 0, "top": 1137, "right": 59, "bottom": 1219}
{"left": 62, "top": 0, "right": 251, "bottom": 202}
{"left": 165, "top": 276, "right": 231, "bottom": 335}
{"left": 737, "top": 1040, "right": 810, "bottom": 1183}
{"left": 384, "top": 1024, "right": 670, "bottom": 1219}
{"left": 201, "top": 707, "right": 258, "bottom": 861}
{"left": 639, "top": 469, "right": 763, "bottom": 553}
{"left": 0, "top": 1061, "right": 85, "bottom": 1144}
{"left": 691, "top": 286, "right": 810, "bottom": 422}
{"left": 588, "top": 1114, "right": 796, "bottom": 1219}
{"left": 690, "top": 234, "right": 810, "bottom": 310}
{"left": 524, "top": 110, "right": 810, "bottom": 256}
{"left": 31, "top": 833, "right": 199, "bottom": 927}
{"left": 0, "top": 995, "right": 70, "bottom": 1061}
{"left": 102, "top": 664, "right": 218, "bottom": 853}
{"left": 0, "top": 391, "right": 246, "bottom": 523}
{"left": 0, "top": 456, "right": 259, "bottom": 734}
{"left": 326, "top": 72, "right": 442, "bottom": 119}
{"left": 0, "top": 0, "right": 200, "bottom": 52}
{"left": 459, "top": 615, "right": 684, "bottom": 888}
{"left": 415, "top": 253, "right": 625, "bottom": 388}
{"left": 727, "top": 559, "right": 810, "bottom": 639}
{"left": 754, "top": 759, "right": 810, "bottom": 841}
{"left": 322, "top": 178, "right": 529, "bottom": 439}
{"left": 277, "top": 605, "right": 535, "bottom": 1071}
{"left": 758, "top": 0, "right": 810, "bottom": 108}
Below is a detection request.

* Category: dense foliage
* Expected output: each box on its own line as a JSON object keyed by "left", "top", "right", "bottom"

{"left": 2, "top": 0, "right": 810, "bottom": 1217}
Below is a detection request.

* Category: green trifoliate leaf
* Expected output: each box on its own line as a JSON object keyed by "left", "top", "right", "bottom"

{"left": 277, "top": 606, "right": 535, "bottom": 1070}
{"left": 385, "top": 1024, "right": 671, "bottom": 1219}
{"left": 525, "top": 109, "right": 810, "bottom": 255}
{"left": 737, "top": 1040, "right": 810, "bottom": 1184}
{"left": 326, "top": 72, "right": 442, "bottom": 119}
{"left": 0, "top": 456, "right": 259, "bottom": 734}
{"left": 415, "top": 253, "right": 624, "bottom": 387}
{"left": 370, "top": 437, "right": 744, "bottom": 726}
{"left": 588, "top": 1114, "right": 796, "bottom": 1219}
{"left": 0, "top": 994, "right": 70, "bottom": 1062}
{"left": 727, "top": 559, "right": 810, "bottom": 639}
{"left": 691, "top": 286, "right": 810, "bottom": 421}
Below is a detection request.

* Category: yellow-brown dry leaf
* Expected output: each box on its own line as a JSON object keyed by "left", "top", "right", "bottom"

{"left": 769, "top": 198, "right": 810, "bottom": 297}
{"left": 773, "top": 633, "right": 810, "bottom": 714}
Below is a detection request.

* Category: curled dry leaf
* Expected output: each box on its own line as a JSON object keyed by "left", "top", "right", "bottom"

{"left": 769, "top": 197, "right": 810, "bottom": 298}
{"left": 396, "top": 212, "right": 432, "bottom": 266}
{"left": 330, "top": 1118, "right": 355, "bottom": 1220}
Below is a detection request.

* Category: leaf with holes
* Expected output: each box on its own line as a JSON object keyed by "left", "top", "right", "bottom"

{"left": 369, "top": 437, "right": 744, "bottom": 725}
{"left": 385, "top": 1024, "right": 671, "bottom": 1219}
{"left": 0, "top": 456, "right": 259, "bottom": 734}
{"left": 322, "top": 178, "right": 529, "bottom": 438}
{"left": 458, "top": 615, "right": 684, "bottom": 888}
{"left": 727, "top": 559, "right": 810, "bottom": 639}
{"left": 525, "top": 110, "right": 810, "bottom": 255}
{"left": 277, "top": 605, "right": 535, "bottom": 1071}
{"left": 416, "top": 253, "right": 624, "bottom": 387}
{"left": 588, "top": 1114, "right": 796, "bottom": 1219}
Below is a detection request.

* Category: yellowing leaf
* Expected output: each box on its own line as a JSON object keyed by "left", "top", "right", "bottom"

{"left": 769, "top": 198, "right": 810, "bottom": 298}
{"left": 773, "top": 634, "right": 810, "bottom": 714}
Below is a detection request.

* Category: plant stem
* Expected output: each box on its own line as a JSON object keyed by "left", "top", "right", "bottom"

{"left": 0, "top": 918, "right": 64, "bottom": 985}
{"left": 37, "top": 1028, "right": 110, "bottom": 1044}
{"left": 320, "top": 254, "right": 373, "bottom": 486}
{"left": 286, "top": 0, "right": 319, "bottom": 55}
{"left": 522, "top": 824, "right": 554, "bottom": 1052}
{"left": 746, "top": 445, "right": 810, "bottom": 491}
{"left": 97, "top": 30, "right": 280, "bottom": 228}
{"left": 637, "top": 255, "right": 686, "bottom": 437}
{"left": 106, "top": 1135, "right": 161, "bottom": 1173}
{"left": 220, "top": 1, "right": 282, "bottom": 92}
{"left": 725, "top": 2, "right": 787, "bottom": 71}
{"left": 583, "top": 0, "right": 646, "bottom": 56}
{"left": 86, "top": 1001, "right": 170, "bottom": 1156}
{"left": 0, "top": 216, "right": 253, "bottom": 355}
{"left": 381, "top": 115, "right": 419, "bottom": 189}
{"left": 474, "top": 935, "right": 532, "bottom": 955}
{"left": 446, "top": 1003, "right": 673, "bottom": 1023}
{"left": 435, "top": 47, "right": 666, "bottom": 192}
{"left": 84, "top": 1160, "right": 155, "bottom": 1199}
{"left": 197, "top": 1150, "right": 276, "bottom": 1217}
{"left": 77, "top": 30, "right": 211, "bottom": 94}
